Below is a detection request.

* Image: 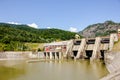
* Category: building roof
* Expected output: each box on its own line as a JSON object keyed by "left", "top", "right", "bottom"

{"left": 44, "top": 41, "right": 69, "bottom": 46}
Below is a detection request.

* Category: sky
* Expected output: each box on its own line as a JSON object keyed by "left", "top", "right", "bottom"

{"left": 0, "top": 0, "right": 120, "bottom": 32}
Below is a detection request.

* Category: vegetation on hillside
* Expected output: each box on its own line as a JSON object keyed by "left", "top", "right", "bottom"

{"left": 79, "top": 21, "right": 120, "bottom": 38}
{"left": 0, "top": 23, "right": 78, "bottom": 51}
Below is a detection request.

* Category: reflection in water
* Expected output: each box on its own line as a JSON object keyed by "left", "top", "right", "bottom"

{"left": 0, "top": 60, "right": 26, "bottom": 80}
{"left": 0, "top": 60, "right": 108, "bottom": 80}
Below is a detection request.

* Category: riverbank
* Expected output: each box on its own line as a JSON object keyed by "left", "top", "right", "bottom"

{"left": 100, "top": 52, "right": 120, "bottom": 80}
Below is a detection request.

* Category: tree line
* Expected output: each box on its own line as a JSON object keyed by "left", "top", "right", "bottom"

{"left": 0, "top": 23, "right": 78, "bottom": 51}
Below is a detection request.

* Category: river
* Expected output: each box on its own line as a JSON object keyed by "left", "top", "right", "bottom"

{"left": 0, "top": 60, "right": 108, "bottom": 80}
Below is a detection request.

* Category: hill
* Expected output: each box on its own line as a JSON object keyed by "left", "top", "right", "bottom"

{"left": 79, "top": 21, "right": 120, "bottom": 38}
{"left": 0, "top": 23, "right": 77, "bottom": 51}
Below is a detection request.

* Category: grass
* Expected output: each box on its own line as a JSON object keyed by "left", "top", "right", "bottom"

{"left": 25, "top": 43, "right": 45, "bottom": 51}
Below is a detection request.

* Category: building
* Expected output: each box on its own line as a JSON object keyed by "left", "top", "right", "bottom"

{"left": 44, "top": 41, "right": 72, "bottom": 59}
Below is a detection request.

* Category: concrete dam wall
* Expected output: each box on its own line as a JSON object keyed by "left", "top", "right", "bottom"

{"left": 100, "top": 52, "right": 120, "bottom": 80}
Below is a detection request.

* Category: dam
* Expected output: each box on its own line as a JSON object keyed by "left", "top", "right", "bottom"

{"left": 44, "top": 33, "right": 118, "bottom": 60}
{"left": 0, "top": 34, "right": 119, "bottom": 80}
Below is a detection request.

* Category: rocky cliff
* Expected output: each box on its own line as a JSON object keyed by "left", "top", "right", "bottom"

{"left": 79, "top": 21, "right": 120, "bottom": 38}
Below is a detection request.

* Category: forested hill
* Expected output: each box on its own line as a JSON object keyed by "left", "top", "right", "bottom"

{"left": 0, "top": 23, "right": 78, "bottom": 51}
{"left": 79, "top": 21, "right": 120, "bottom": 38}
{"left": 0, "top": 23, "right": 77, "bottom": 43}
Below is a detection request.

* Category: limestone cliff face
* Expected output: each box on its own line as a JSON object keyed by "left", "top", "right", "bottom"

{"left": 79, "top": 21, "right": 120, "bottom": 38}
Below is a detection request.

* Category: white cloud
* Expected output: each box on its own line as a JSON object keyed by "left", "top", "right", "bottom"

{"left": 7, "top": 22, "right": 39, "bottom": 28}
{"left": 7, "top": 22, "right": 21, "bottom": 25}
{"left": 47, "top": 27, "right": 51, "bottom": 29}
{"left": 27, "top": 23, "right": 38, "bottom": 28}
{"left": 69, "top": 27, "right": 78, "bottom": 32}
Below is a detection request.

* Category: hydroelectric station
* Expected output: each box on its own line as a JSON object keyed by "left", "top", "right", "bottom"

{"left": 44, "top": 33, "right": 118, "bottom": 60}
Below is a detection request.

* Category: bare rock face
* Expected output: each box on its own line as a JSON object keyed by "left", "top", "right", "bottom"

{"left": 79, "top": 21, "right": 120, "bottom": 38}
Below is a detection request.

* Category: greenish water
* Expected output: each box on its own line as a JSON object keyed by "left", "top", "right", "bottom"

{"left": 0, "top": 60, "right": 108, "bottom": 80}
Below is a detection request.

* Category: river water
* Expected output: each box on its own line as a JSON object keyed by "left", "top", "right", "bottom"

{"left": 0, "top": 60, "right": 108, "bottom": 80}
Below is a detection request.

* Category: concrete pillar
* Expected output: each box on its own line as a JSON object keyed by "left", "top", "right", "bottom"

{"left": 75, "top": 38, "right": 86, "bottom": 59}
{"left": 49, "top": 52, "right": 52, "bottom": 59}
{"left": 55, "top": 52, "right": 58, "bottom": 59}
{"left": 59, "top": 52, "right": 62, "bottom": 59}
{"left": 64, "top": 40, "right": 73, "bottom": 58}
{"left": 51, "top": 52, "right": 54, "bottom": 59}
{"left": 91, "top": 37, "right": 101, "bottom": 60}
{"left": 109, "top": 34, "right": 114, "bottom": 51}
{"left": 109, "top": 33, "right": 118, "bottom": 51}
{"left": 83, "top": 49, "right": 87, "bottom": 59}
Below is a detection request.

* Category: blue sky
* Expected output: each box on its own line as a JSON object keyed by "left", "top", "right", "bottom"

{"left": 0, "top": 0, "right": 120, "bottom": 32}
